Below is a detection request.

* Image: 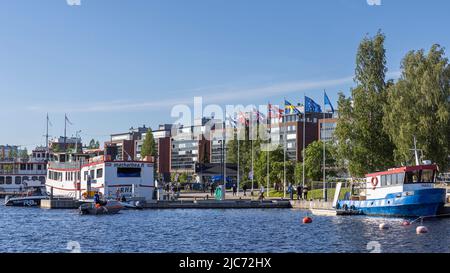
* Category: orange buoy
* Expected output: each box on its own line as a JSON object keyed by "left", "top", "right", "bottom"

{"left": 303, "top": 217, "right": 312, "bottom": 224}
{"left": 401, "top": 220, "right": 411, "bottom": 226}
{"left": 416, "top": 226, "right": 428, "bottom": 234}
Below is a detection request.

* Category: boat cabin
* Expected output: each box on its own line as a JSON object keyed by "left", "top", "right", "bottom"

{"left": 362, "top": 165, "right": 437, "bottom": 200}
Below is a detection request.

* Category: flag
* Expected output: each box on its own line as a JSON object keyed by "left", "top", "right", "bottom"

{"left": 253, "top": 108, "right": 266, "bottom": 122}
{"left": 47, "top": 113, "right": 52, "bottom": 127}
{"left": 226, "top": 114, "right": 237, "bottom": 128}
{"left": 305, "top": 96, "right": 322, "bottom": 113}
{"left": 65, "top": 114, "right": 73, "bottom": 125}
{"left": 238, "top": 111, "right": 249, "bottom": 126}
{"left": 284, "top": 100, "right": 302, "bottom": 115}
{"left": 269, "top": 103, "right": 284, "bottom": 119}
{"left": 324, "top": 91, "right": 334, "bottom": 113}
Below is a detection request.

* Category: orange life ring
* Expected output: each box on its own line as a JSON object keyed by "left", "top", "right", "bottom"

{"left": 371, "top": 177, "right": 378, "bottom": 189}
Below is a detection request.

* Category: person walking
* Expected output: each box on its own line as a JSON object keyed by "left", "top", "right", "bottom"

{"left": 259, "top": 185, "right": 265, "bottom": 200}
{"left": 242, "top": 184, "right": 248, "bottom": 196}
{"left": 288, "top": 183, "right": 294, "bottom": 200}
{"left": 303, "top": 185, "right": 309, "bottom": 200}
{"left": 210, "top": 183, "right": 215, "bottom": 196}
{"left": 296, "top": 184, "right": 303, "bottom": 200}
{"left": 232, "top": 183, "right": 237, "bottom": 196}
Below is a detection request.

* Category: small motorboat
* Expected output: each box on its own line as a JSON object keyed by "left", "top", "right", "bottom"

{"left": 5, "top": 188, "right": 49, "bottom": 207}
{"left": 79, "top": 200, "right": 123, "bottom": 215}
{"left": 5, "top": 195, "right": 49, "bottom": 207}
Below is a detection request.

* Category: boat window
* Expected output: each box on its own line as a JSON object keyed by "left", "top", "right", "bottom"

{"left": 380, "top": 175, "right": 385, "bottom": 186}
{"left": 421, "top": 170, "right": 434, "bottom": 182}
{"left": 96, "top": 168, "right": 103, "bottom": 179}
{"left": 90, "top": 170, "right": 95, "bottom": 179}
{"left": 117, "top": 167, "right": 141, "bottom": 178}
{"left": 386, "top": 174, "right": 392, "bottom": 186}
{"left": 0, "top": 176, "right": 4, "bottom": 184}
{"left": 84, "top": 171, "right": 88, "bottom": 181}
{"left": 397, "top": 173, "right": 405, "bottom": 185}
{"left": 405, "top": 170, "right": 421, "bottom": 183}
{"left": 23, "top": 176, "right": 29, "bottom": 181}
{"left": 15, "top": 176, "right": 21, "bottom": 184}
{"left": 39, "top": 177, "right": 45, "bottom": 184}
{"left": 6, "top": 176, "right": 12, "bottom": 184}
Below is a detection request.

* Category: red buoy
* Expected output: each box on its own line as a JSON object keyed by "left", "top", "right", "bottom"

{"left": 303, "top": 217, "right": 312, "bottom": 224}
{"left": 401, "top": 220, "right": 411, "bottom": 226}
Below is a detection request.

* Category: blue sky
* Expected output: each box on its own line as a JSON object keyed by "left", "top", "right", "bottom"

{"left": 1, "top": 0, "right": 449, "bottom": 150}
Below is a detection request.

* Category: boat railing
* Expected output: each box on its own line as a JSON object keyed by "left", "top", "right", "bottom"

{"left": 48, "top": 161, "right": 84, "bottom": 170}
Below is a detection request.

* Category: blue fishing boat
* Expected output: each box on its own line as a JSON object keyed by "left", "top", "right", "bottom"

{"left": 336, "top": 143, "right": 446, "bottom": 217}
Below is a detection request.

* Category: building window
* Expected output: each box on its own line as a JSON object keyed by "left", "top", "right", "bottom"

{"left": 0, "top": 176, "right": 4, "bottom": 184}
{"left": 15, "top": 176, "right": 21, "bottom": 184}
{"left": 5, "top": 176, "right": 12, "bottom": 184}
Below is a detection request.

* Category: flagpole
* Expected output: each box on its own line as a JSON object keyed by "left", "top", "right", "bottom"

{"left": 323, "top": 90, "right": 327, "bottom": 202}
{"left": 46, "top": 113, "right": 49, "bottom": 149}
{"left": 64, "top": 113, "right": 67, "bottom": 152}
{"left": 283, "top": 98, "right": 287, "bottom": 199}
{"left": 224, "top": 120, "right": 227, "bottom": 191}
{"left": 250, "top": 112, "right": 254, "bottom": 196}
{"left": 302, "top": 94, "right": 306, "bottom": 189}
{"left": 267, "top": 102, "right": 270, "bottom": 199}
{"left": 237, "top": 122, "right": 240, "bottom": 197}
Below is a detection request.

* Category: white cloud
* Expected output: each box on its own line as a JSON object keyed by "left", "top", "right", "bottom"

{"left": 27, "top": 72, "right": 400, "bottom": 113}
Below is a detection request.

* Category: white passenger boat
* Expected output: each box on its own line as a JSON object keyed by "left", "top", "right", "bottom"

{"left": 45, "top": 153, "right": 155, "bottom": 202}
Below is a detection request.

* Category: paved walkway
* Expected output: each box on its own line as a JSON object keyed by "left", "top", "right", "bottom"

{"left": 176, "top": 190, "right": 285, "bottom": 201}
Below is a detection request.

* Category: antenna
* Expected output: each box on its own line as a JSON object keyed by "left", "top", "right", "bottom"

{"left": 410, "top": 135, "right": 422, "bottom": 166}
{"left": 44, "top": 113, "right": 52, "bottom": 149}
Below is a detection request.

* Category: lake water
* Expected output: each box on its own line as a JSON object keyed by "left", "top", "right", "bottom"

{"left": 0, "top": 206, "right": 449, "bottom": 253}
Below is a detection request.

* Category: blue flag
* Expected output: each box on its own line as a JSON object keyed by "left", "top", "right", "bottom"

{"left": 305, "top": 96, "right": 322, "bottom": 113}
{"left": 324, "top": 92, "right": 334, "bottom": 113}
{"left": 284, "top": 100, "right": 302, "bottom": 115}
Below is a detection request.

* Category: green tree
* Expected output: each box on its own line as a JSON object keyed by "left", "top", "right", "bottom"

{"left": 19, "top": 148, "right": 29, "bottom": 160}
{"left": 335, "top": 31, "right": 394, "bottom": 177}
{"left": 383, "top": 45, "right": 450, "bottom": 168}
{"left": 88, "top": 139, "right": 96, "bottom": 149}
{"left": 303, "top": 141, "right": 336, "bottom": 181}
{"left": 141, "top": 129, "right": 156, "bottom": 158}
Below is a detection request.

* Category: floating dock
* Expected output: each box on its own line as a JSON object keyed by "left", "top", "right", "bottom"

{"left": 40, "top": 198, "right": 81, "bottom": 209}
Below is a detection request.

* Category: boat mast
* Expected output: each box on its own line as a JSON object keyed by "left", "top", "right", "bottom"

{"left": 413, "top": 135, "right": 420, "bottom": 166}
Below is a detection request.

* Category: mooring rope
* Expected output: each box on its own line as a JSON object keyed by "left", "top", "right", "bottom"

{"left": 410, "top": 213, "right": 450, "bottom": 224}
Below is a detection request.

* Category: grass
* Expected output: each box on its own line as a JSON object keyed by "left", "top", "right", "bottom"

{"left": 267, "top": 187, "right": 350, "bottom": 200}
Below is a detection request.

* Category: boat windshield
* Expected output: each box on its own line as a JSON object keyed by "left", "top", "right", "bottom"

{"left": 405, "top": 169, "right": 435, "bottom": 184}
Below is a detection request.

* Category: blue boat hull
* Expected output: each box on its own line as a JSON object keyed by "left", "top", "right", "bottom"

{"left": 337, "top": 188, "right": 446, "bottom": 217}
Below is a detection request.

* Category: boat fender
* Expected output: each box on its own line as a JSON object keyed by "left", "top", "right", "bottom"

{"left": 416, "top": 226, "right": 428, "bottom": 234}
{"left": 303, "top": 217, "right": 312, "bottom": 224}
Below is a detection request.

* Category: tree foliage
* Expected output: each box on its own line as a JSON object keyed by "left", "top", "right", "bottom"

{"left": 383, "top": 45, "right": 450, "bottom": 168}
{"left": 304, "top": 140, "right": 336, "bottom": 181}
{"left": 141, "top": 129, "right": 156, "bottom": 158}
{"left": 335, "top": 31, "right": 394, "bottom": 177}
